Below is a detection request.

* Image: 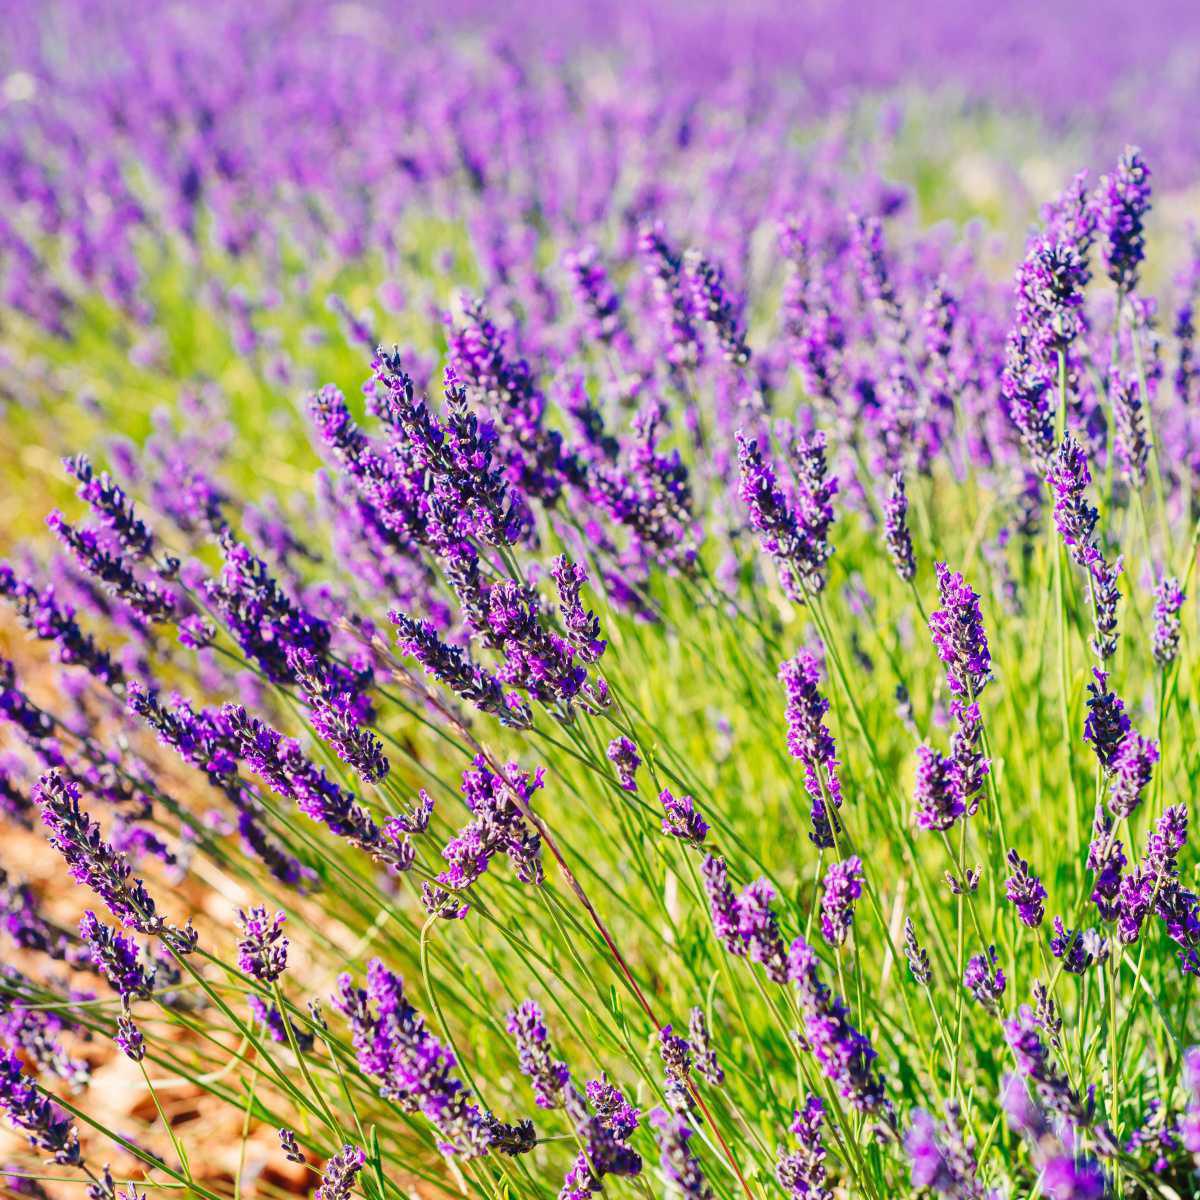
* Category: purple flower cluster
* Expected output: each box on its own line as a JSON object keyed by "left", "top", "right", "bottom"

{"left": 438, "top": 756, "right": 545, "bottom": 893}
{"left": 775, "top": 1095, "right": 830, "bottom": 1200}
{"left": 238, "top": 907, "right": 289, "bottom": 983}
{"left": 1096, "top": 146, "right": 1152, "bottom": 294}
{"left": 1152, "top": 577, "right": 1184, "bottom": 667}
{"left": 883, "top": 472, "right": 916, "bottom": 582}
{"left": 560, "top": 1079, "right": 642, "bottom": 1198}
{"left": 1004, "top": 849, "right": 1047, "bottom": 928}
{"left": 334, "top": 959, "right": 506, "bottom": 1157}
{"left": 506, "top": 1000, "right": 569, "bottom": 1109}
{"left": 904, "top": 1105, "right": 987, "bottom": 1198}
{"left": 962, "top": 946, "right": 1006, "bottom": 1014}
{"left": 788, "top": 936, "right": 889, "bottom": 1116}
{"left": 649, "top": 1108, "right": 713, "bottom": 1199}
{"left": 226, "top": 706, "right": 415, "bottom": 874}
{"left": 606, "top": 736, "right": 640, "bottom": 793}
{"left": 659, "top": 790, "right": 709, "bottom": 847}
{"left": 779, "top": 651, "right": 843, "bottom": 848}
{"left": 700, "top": 855, "right": 788, "bottom": 983}
{"left": 737, "top": 431, "right": 837, "bottom": 602}
{"left": 819, "top": 856, "right": 862, "bottom": 947}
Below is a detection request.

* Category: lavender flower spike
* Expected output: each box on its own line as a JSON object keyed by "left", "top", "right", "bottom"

{"left": 787, "top": 937, "right": 889, "bottom": 1116}
{"left": 659, "top": 789, "right": 709, "bottom": 846}
{"left": 506, "top": 1000, "right": 569, "bottom": 1109}
{"left": 963, "top": 946, "right": 1007, "bottom": 1014}
{"left": 36, "top": 771, "right": 190, "bottom": 945}
{"left": 779, "top": 651, "right": 843, "bottom": 848}
{"left": 1096, "top": 147, "right": 1152, "bottom": 295}
{"left": 776, "top": 1095, "right": 830, "bottom": 1200}
{"left": 688, "top": 1008, "right": 722, "bottom": 1087}
{"left": 238, "top": 907, "right": 289, "bottom": 983}
{"left": 606, "top": 736, "right": 640, "bottom": 793}
{"left": 1004, "top": 849, "right": 1047, "bottom": 928}
{"left": 1152, "top": 577, "right": 1184, "bottom": 667}
{"left": 313, "top": 1145, "right": 365, "bottom": 1200}
{"left": 928, "top": 563, "right": 991, "bottom": 699}
{"left": 0, "top": 1049, "right": 81, "bottom": 1164}
{"left": 649, "top": 1108, "right": 713, "bottom": 1199}
{"left": 883, "top": 472, "right": 916, "bottom": 582}
{"left": 1108, "top": 732, "right": 1158, "bottom": 820}
{"left": 819, "top": 856, "right": 862, "bottom": 947}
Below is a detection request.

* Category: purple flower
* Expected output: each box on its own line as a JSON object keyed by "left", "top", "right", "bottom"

{"left": 390, "top": 610, "right": 532, "bottom": 729}
{"left": 1041, "top": 1154, "right": 1108, "bottom": 1200}
{"left": 314, "top": 1145, "right": 365, "bottom": 1200}
{"left": 649, "top": 1108, "right": 712, "bottom": 1199}
{"left": 929, "top": 563, "right": 991, "bottom": 698}
{"left": 913, "top": 745, "right": 964, "bottom": 833}
{"left": 1111, "top": 370, "right": 1150, "bottom": 488}
{"left": 78, "top": 911, "right": 152, "bottom": 1006}
{"left": 1049, "top": 916, "right": 1109, "bottom": 974}
{"left": 448, "top": 297, "right": 576, "bottom": 506}
{"left": 779, "top": 651, "right": 843, "bottom": 847}
{"left": 36, "top": 772, "right": 189, "bottom": 945}
{"left": 238, "top": 907, "right": 289, "bottom": 984}
{"left": 1047, "top": 434, "right": 1099, "bottom": 568}
{"left": 819, "top": 857, "right": 862, "bottom": 947}
{"left": 1088, "top": 554, "right": 1123, "bottom": 663}
{"left": 1096, "top": 147, "right": 1151, "bottom": 294}
{"left": 334, "top": 960, "right": 493, "bottom": 1156}
{"left": 506, "top": 1000, "right": 569, "bottom": 1110}
{"left": 0, "top": 1048, "right": 80, "bottom": 1164}
{"left": 550, "top": 556, "right": 606, "bottom": 664}
{"left": 737, "top": 879, "right": 790, "bottom": 984}
{"left": 204, "top": 534, "right": 331, "bottom": 685}
{"left": 659, "top": 1024, "right": 692, "bottom": 1109}
{"left": 688, "top": 1008, "right": 722, "bottom": 1087}
{"left": 963, "top": 946, "right": 1006, "bottom": 1014}
{"left": 286, "top": 647, "right": 387, "bottom": 784}
{"left": 115, "top": 1014, "right": 144, "bottom": 1062}
{"left": 787, "top": 937, "right": 889, "bottom": 1115}
{"left": 1152, "top": 576, "right": 1184, "bottom": 667}
{"left": 685, "top": 247, "right": 751, "bottom": 366}
{"left": 487, "top": 579, "right": 589, "bottom": 709}
{"left": 46, "top": 512, "right": 176, "bottom": 626}
{"left": 561, "top": 1081, "right": 642, "bottom": 1196}
{"left": 659, "top": 790, "right": 709, "bottom": 847}
{"left": 883, "top": 472, "right": 916, "bottom": 582}
{"left": 564, "top": 245, "right": 626, "bottom": 346}
{"left": 62, "top": 454, "right": 155, "bottom": 560}
{"left": 0, "top": 570, "right": 123, "bottom": 688}
{"left": 737, "top": 431, "right": 837, "bottom": 602}
{"left": 225, "top": 706, "right": 414, "bottom": 875}
{"left": 904, "top": 1105, "right": 986, "bottom": 1197}
{"left": 903, "top": 918, "right": 932, "bottom": 985}
{"left": 278, "top": 1128, "right": 304, "bottom": 1164}
{"left": 606, "top": 736, "right": 640, "bottom": 793}
{"left": 1107, "top": 733, "right": 1157, "bottom": 820}
{"left": 1082, "top": 669, "right": 1130, "bottom": 770}
{"left": 439, "top": 756, "right": 545, "bottom": 890}
{"left": 1004, "top": 1005, "right": 1084, "bottom": 1120}
{"left": 371, "top": 351, "right": 529, "bottom": 547}
{"left": 775, "top": 1094, "right": 829, "bottom": 1200}
{"left": 1087, "top": 809, "right": 1126, "bottom": 921}
{"left": 1005, "top": 849, "right": 1047, "bottom": 928}
{"left": 701, "top": 854, "right": 743, "bottom": 957}
{"left": 639, "top": 224, "right": 702, "bottom": 371}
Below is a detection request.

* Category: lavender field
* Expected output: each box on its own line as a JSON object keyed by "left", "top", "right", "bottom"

{"left": 3, "top": 2, "right": 1200, "bottom": 1198}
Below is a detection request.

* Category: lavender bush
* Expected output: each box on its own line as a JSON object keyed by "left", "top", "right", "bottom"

{"left": 2, "top": 3, "right": 1200, "bottom": 1199}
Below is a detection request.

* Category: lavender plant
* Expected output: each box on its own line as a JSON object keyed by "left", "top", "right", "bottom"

{"left": 1, "top": 5, "right": 1200, "bottom": 1200}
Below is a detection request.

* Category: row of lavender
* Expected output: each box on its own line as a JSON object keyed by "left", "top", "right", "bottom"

{"left": 2, "top": 7, "right": 1200, "bottom": 1200}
